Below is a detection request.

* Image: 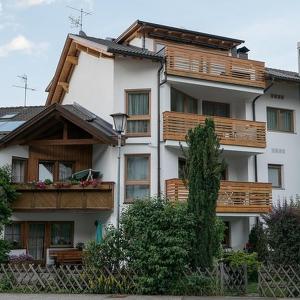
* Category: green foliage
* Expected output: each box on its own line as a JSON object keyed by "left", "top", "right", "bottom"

{"left": 43, "top": 179, "right": 53, "bottom": 185}
{"left": 0, "top": 165, "right": 18, "bottom": 263}
{"left": 84, "top": 225, "right": 124, "bottom": 271}
{"left": 185, "top": 118, "right": 225, "bottom": 268}
{"left": 263, "top": 200, "right": 300, "bottom": 265}
{"left": 121, "top": 197, "right": 196, "bottom": 294}
{"left": 248, "top": 222, "right": 268, "bottom": 262}
{"left": 223, "top": 251, "right": 259, "bottom": 281}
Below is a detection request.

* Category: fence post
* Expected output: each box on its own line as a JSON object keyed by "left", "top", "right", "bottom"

{"left": 243, "top": 264, "right": 248, "bottom": 294}
{"left": 219, "top": 262, "right": 224, "bottom": 295}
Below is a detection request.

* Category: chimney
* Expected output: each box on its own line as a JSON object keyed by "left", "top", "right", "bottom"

{"left": 298, "top": 42, "right": 300, "bottom": 75}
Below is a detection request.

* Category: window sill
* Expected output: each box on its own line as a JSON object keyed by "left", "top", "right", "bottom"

{"left": 268, "top": 130, "right": 296, "bottom": 134}
{"left": 272, "top": 187, "right": 285, "bottom": 190}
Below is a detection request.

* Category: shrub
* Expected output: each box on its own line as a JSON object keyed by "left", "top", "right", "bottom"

{"left": 248, "top": 222, "right": 268, "bottom": 262}
{"left": 185, "top": 119, "right": 225, "bottom": 268}
{"left": 263, "top": 200, "right": 300, "bottom": 265}
{"left": 223, "top": 251, "right": 259, "bottom": 282}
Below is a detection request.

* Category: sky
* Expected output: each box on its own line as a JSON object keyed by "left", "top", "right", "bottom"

{"left": 0, "top": 0, "right": 300, "bottom": 107}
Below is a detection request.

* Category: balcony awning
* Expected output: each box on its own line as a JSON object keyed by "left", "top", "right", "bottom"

{"left": 72, "top": 169, "right": 101, "bottom": 181}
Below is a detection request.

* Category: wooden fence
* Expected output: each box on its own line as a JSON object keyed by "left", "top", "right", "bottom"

{"left": 0, "top": 263, "right": 246, "bottom": 295}
{"left": 258, "top": 265, "right": 300, "bottom": 298}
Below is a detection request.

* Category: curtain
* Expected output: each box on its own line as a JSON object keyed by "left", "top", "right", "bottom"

{"left": 12, "top": 160, "right": 25, "bottom": 183}
{"left": 127, "top": 156, "right": 148, "bottom": 181}
{"left": 28, "top": 224, "right": 45, "bottom": 260}
{"left": 281, "top": 110, "right": 292, "bottom": 131}
{"left": 127, "top": 120, "right": 149, "bottom": 133}
{"left": 128, "top": 93, "right": 149, "bottom": 115}
{"left": 38, "top": 162, "right": 54, "bottom": 181}
{"left": 59, "top": 162, "right": 73, "bottom": 181}
{"left": 171, "top": 89, "right": 184, "bottom": 112}
{"left": 126, "top": 185, "right": 150, "bottom": 200}
{"left": 267, "top": 108, "right": 277, "bottom": 130}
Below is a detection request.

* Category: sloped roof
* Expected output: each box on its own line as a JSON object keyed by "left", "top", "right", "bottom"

{"left": 266, "top": 68, "right": 300, "bottom": 82}
{"left": 0, "top": 106, "right": 45, "bottom": 121}
{"left": 0, "top": 103, "right": 118, "bottom": 147}
{"left": 75, "top": 35, "right": 164, "bottom": 61}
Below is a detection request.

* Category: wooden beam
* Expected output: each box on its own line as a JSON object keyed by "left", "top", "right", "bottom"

{"left": 66, "top": 55, "right": 78, "bottom": 65}
{"left": 58, "top": 82, "right": 69, "bottom": 93}
{"left": 28, "top": 138, "right": 101, "bottom": 146}
{"left": 63, "top": 122, "right": 68, "bottom": 140}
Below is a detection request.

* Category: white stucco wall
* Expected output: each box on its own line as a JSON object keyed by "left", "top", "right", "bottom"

{"left": 256, "top": 81, "right": 300, "bottom": 203}
{"left": 62, "top": 51, "right": 114, "bottom": 123}
{"left": 0, "top": 145, "right": 29, "bottom": 167}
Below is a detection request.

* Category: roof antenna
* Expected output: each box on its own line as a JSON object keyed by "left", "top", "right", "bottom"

{"left": 12, "top": 74, "right": 36, "bottom": 107}
{"left": 67, "top": 6, "right": 92, "bottom": 34}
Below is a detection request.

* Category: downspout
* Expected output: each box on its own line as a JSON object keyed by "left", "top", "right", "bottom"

{"left": 252, "top": 78, "right": 274, "bottom": 182}
{"left": 157, "top": 58, "right": 166, "bottom": 196}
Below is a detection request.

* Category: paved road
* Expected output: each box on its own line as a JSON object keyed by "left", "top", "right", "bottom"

{"left": 0, "top": 295, "right": 282, "bottom": 300}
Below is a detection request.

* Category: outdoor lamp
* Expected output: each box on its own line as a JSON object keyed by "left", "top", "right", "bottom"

{"left": 110, "top": 113, "right": 128, "bottom": 134}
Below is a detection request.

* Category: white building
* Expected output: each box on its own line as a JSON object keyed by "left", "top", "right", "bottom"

{"left": 1, "top": 20, "right": 299, "bottom": 264}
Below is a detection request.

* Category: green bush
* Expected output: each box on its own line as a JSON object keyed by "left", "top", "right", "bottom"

{"left": 223, "top": 251, "right": 259, "bottom": 281}
{"left": 263, "top": 200, "right": 300, "bottom": 265}
{"left": 248, "top": 222, "right": 268, "bottom": 262}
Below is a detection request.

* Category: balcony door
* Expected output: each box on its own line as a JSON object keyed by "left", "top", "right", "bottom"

{"left": 171, "top": 88, "right": 198, "bottom": 114}
{"left": 202, "top": 101, "right": 230, "bottom": 118}
{"left": 28, "top": 223, "right": 46, "bottom": 261}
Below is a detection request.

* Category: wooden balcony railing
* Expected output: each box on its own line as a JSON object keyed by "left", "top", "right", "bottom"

{"left": 165, "top": 45, "right": 265, "bottom": 88}
{"left": 163, "top": 111, "right": 266, "bottom": 148}
{"left": 12, "top": 182, "right": 114, "bottom": 211}
{"left": 165, "top": 179, "right": 272, "bottom": 213}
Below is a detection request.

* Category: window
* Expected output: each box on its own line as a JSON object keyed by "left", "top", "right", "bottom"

{"left": 268, "top": 164, "right": 282, "bottom": 188}
{"left": 4, "top": 223, "right": 22, "bottom": 249}
{"left": 267, "top": 107, "right": 294, "bottom": 132}
{"left": 171, "top": 88, "right": 198, "bottom": 114}
{"left": 126, "top": 90, "right": 150, "bottom": 136}
{"left": 50, "top": 222, "right": 74, "bottom": 248}
{"left": 39, "top": 161, "right": 54, "bottom": 181}
{"left": 202, "top": 101, "right": 230, "bottom": 118}
{"left": 178, "top": 158, "right": 186, "bottom": 179}
{"left": 11, "top": 157, "right": 27, "bottom": 183}
{"left": 222, "top": 222, "right": 230, "bottom": 248}
{"left": 38, "top": 160, "right": 74, "bottom": 182}
{"left": 58, "top": 162, "right": 73, "bottom": 181}
{"left": 125, "top": 155, "right": 150, "bottom": 202}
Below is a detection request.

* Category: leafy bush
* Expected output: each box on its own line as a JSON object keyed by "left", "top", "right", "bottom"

{"left": 263, "top": 200, "right": 300, "bottom": 265}
{"left": 248, "top": 222, "right": 268, "bottom": 262}
{"left": 223, "top": 251, "right": 259, "bottom": 281}
{"left": 121, "top": 197, "right": 196, "bottom": 294}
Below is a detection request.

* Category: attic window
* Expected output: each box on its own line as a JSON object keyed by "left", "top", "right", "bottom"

{"left": 0, "top": 113, "right": 18, "bottom": 119}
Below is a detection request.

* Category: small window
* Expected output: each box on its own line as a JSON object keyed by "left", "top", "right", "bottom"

{"left": 126, "top": 90, "right": 151, "bottom": 136}
{"left": 50, "top": 222, "right": 74, "bottom": 248}
{"left": 58, "top": 162, "right": 73, "bottom": 181}
{"left": 202, "top": 101, "right": 230, "bottom": 118}
{"left": 268, "top": 164, "right": 282, "bottom": 188}
{"left": 267, "top": 107, "right": 294, "bottom": 132}
{"left": 0, "top": 113, "right": 18, "bottom": 119}
{"left": 4, "top": 223, "right": 22, "bottom": 249}
{"left": 125, "top": 155, "right": 150, "bottom": 202}
{"left": 171, "top": 88, "right": 198, "bottom": 114}
{"left": 178, "top": 158, "right": 186, "bottom": 179}
{"left": 11, "top": 157, "right": 27, "bottom": 183}
{"left": 38, "top": 161, "right": 54, "bottom": 181}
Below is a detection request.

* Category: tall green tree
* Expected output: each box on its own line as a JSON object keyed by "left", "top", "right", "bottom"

{"left": 185, "top": 118, "right": 224, "bottom": 268}
{"left": 0, "top": 165, "right": 19, "bottom": 262}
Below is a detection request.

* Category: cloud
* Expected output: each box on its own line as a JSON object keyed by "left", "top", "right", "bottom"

{"left": 0, "top": 35, "right": 48, "bottom": 57}
{"left": 14, "top": 0, "right": 55, "bottom": 7}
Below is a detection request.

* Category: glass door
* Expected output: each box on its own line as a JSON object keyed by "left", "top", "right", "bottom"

{"left": 28, "top": 223, "right": 45, "bottom": 261}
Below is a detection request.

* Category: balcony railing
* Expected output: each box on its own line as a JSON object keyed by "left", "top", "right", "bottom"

{"left": 12, "top": 182, "right": 114, "bottom": 211}
{"left": 165, "top": 179, "right": 272, "bottom": 213}
{"left": 165, "top": 45, "right": 265, "bottom": 88}
{"left": 163, "top": 111, "right": 266, "bottom": 148}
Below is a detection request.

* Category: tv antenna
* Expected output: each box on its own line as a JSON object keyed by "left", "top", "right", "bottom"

{"left": 67, "top": 6, "right": 92, "bottom": 32}
{"left": 13, "top": 74, "right": 36, "bottom": 107}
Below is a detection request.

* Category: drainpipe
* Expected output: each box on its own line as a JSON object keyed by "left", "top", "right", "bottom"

{"left": 252, "top": 78, "right": 274, "bottom": 182}
{"left": 157, "top": 58, "right": 166, "bottom": 196}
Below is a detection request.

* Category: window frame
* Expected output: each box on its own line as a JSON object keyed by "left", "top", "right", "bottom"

{"left": 124, "top": 154, "right": 151, "bottom": 203}
{"left": 11, "top": 156, "right": 28, "bottom": 183}
{"left": 38, "top": 160, "right": 75, "bottom": 182}
{"left": 202, "top": 100, "right": 230, "bottom": 118}
{"left": 125, "top": 89, "right": 151, "bottom": 137}
{"left": 268, "top": 164, "right": 283, "bottom": 189}
{"left": 49, "top": 221, "right": 74, "bottom": 248}
{"left": 171, "top": 87, "right": 198, "bottom": 114}
{"left": 267, "top": 107, "right": 294, "bottom": 133}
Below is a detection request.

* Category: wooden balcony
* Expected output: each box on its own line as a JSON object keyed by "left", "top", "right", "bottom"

{"left": 165, "top": 45, "right": 265, "bottom": 89}
{"left": 12, "top": 182, "right": 114, "bottom": 211}
{"left": 165, "top": 179, "right": 272, "bottom": 213}
{"left": 163, "top": 111, "right": 266, "bottom": 148}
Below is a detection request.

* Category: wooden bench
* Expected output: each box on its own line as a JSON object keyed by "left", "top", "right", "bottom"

{"left": 50, "top": 249, "right": 83, "bottom": 266}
